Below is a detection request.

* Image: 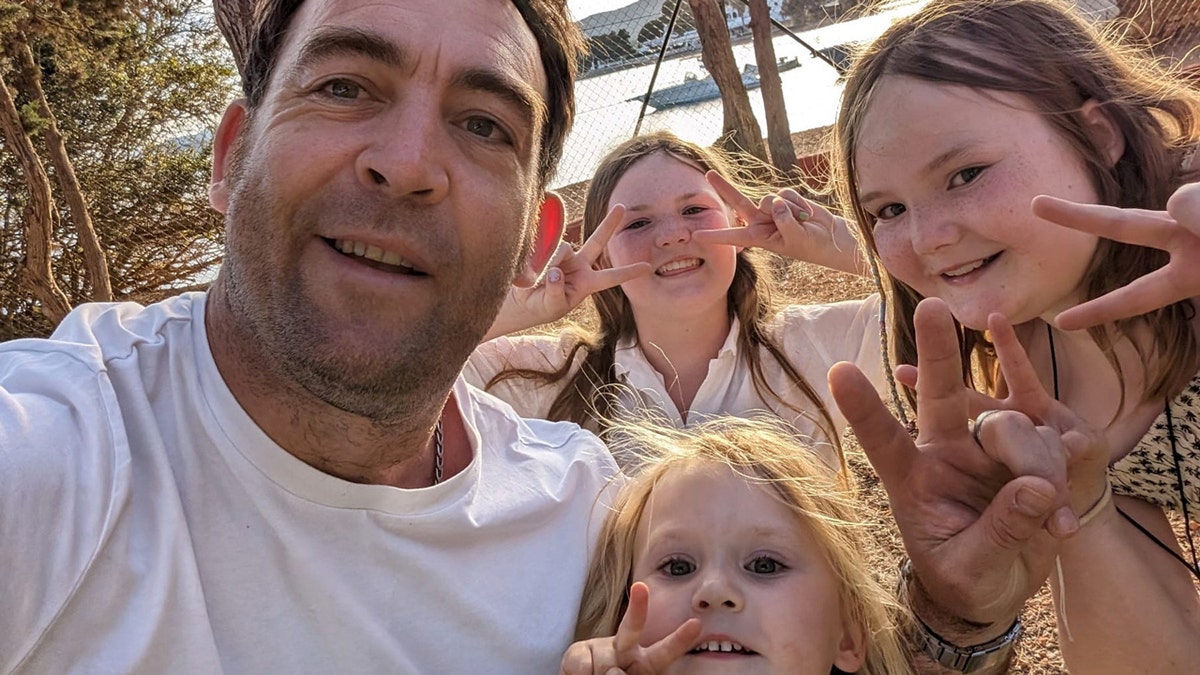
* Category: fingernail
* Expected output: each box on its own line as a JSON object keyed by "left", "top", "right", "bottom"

{"left": 1053, "top": 506, "right": 1079, "bottom": 536}
{"left": 1015, "top": 486, "right": 1052, "bottom": 516}
{"left": 797, "top": 209, "right": 810, "bottom": 221}
{"left": 547, "top": 268, "right": 561, "bottom": 283}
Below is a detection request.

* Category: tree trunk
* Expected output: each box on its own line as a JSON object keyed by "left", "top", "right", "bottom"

{"left": 0, "top": 69, "right": 72, "bottom": 324}
{"left": 11, "top": 34, "right": 112, "bottom": 302}
{"left": 213, "top": 0, "right": 255, "bottom": 78}
{"left": 688, "top": 0, "right": 766, "bottom": 161}
{"left": 748, "top": 0, "right": 795, "bottom": 172}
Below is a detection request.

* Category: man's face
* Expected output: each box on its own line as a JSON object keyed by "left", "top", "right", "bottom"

{"left": 210, "top": 0, "right": 552, "bottom": 421}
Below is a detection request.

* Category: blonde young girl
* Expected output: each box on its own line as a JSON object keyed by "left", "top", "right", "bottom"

{"left": 465, "top": 132, "right": 883, "bottom": 466}
{"left": 828, "top": 0, "right": 1200, "bottom": 671}
{"left": 558, "top": 415, "right": 913, "bottom": 675}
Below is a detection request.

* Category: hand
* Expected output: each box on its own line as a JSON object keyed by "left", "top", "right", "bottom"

{"left": 692, "top": 171, "right": 866, "bottom": 276}
{"left": 1034, "top": 183, "right": 1200, "bottom": 331}
{"left": 558, "top": 582, "right": 700, "bottom": 675}
{"left": 829, "top": 299, "right": 1073, "bottom": 629}
{"left": 485, "top": 205, "right": 652, "bottom": 340}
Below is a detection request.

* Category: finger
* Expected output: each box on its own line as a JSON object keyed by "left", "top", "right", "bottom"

{"left": 987, "top": 314, "right": 1057, "bottom": 422}
{"left": 614, "top": 582, "right": 650, "bottom": 655}
{"left": 1167, "top": 182, "right": 1200, "bottom": 234}
{"left": 705, "top": 170, "right": 760, "bottom": 217}
{"left": 642, "top": 618, "right": 702, "bottom": 671}
{"left": 912, "top": 298, "right": 971, "bottom": 440}
{"left": 947, "top": 474, "right": 1059, "bottom": 608}
{"left": 1053, "top": 271, "right": 1183, "bottom": 331}
{"left": 579, "top": 204, "right": 627, "bottom": 262}
{"left": 586, "top": 263, "right": 653, "bottom": 294}
{"left": 829, "top": 361, "right": 917, "bottom": 488}
{"left": 558, "top": 642, "right": 595, "bottom": 675}
{"left": 1031, "top": 195, "right": 1176, "bottom": 250}
{"left": 691, "top": 226, "right": 762, "bottom": 249}
{"left": 972, "top": 412, "right": 1071, "bottom": 526}
{"left": 547, "top": 240, "right": 575, "bottom": 268}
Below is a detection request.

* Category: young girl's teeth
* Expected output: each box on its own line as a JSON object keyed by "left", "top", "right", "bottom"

{"left": 945, "top": 259, "right": 986, "bottom": 277}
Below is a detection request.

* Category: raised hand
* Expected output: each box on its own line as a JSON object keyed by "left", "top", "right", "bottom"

{"left": 692, "top": 171, "right": 867, "bottom": 275}
{"left": 1034, "top": 182, "right": 1200, "bottom": 331}
{"left": 828, "top": 298, "right": 1073, "bottom": 632}
{"left": 558, "top": 582, "right": 700, "bottom": 675}
{"left": 485, "top": 204, "right": 652, "bottom": 340}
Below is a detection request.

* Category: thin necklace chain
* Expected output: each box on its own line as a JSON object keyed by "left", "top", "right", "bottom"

{"left": 433, "top": 419, "right": 444, "bottom": 485}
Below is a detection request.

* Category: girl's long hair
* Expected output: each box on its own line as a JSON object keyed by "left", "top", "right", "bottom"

{"left": 832, "top": 0, "right": 1200, "bottom": 411}
{"left": 575, "top": 415, "right": 915, "bottom": 675}
{"left": 489, "top": 131, "right": 841, "bottom": 451}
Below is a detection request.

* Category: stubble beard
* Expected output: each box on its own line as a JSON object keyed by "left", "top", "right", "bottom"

{"left": 217, "top": 156, "right": 526, "bottom": 426}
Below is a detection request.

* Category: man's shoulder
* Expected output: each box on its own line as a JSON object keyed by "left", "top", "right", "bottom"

{"left": 461, "top": 378, "right": 617, "bottom": 474}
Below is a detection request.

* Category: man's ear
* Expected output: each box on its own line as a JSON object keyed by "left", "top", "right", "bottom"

{"left": 1080, "top": 99, "right": 1125, "bottom": 168}
{"left": 513, "top": 191, "right": 566, "bottom": 288}
{"left": 209, "top": 99, "right": 249, "bottom": 214}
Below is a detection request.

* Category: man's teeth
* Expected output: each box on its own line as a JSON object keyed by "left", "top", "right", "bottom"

{"left": 334, "top": 239, "right": 414, "bottom": 269}
{"left": 693, "top": 640, "right": 749, "bottom": 654}
{"left": 658, "top": 258, "right": 701, "bottom": 274}
{"left": 943, "top": 259, "right": 986, "bottom": 277}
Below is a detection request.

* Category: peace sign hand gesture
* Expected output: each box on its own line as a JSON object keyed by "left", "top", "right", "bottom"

{"left": 558, "top": 582, "right": 701, "bottom": 675}
{"left": 485, "top": 204, "right": 652, "bottom": 340}
{"left": 830, "top": 299, "right": 1079, "bottom": 633}
{"left": 692, "top": 171, "right": 867, "bottom": 276}
{"left": 1035, "top": 182, "right": 1200, "bottom": 331}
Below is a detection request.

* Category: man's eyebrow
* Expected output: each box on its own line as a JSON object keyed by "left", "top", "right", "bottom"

{"left": 452, "top": 69, "right": 546, "bottom": 135}
{"left": 292, "top": 26, "right": 405, "bottom": 74}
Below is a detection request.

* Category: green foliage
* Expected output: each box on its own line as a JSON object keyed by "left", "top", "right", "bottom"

{"left": 0, "top": 0, "right": 236, "bottom": 339}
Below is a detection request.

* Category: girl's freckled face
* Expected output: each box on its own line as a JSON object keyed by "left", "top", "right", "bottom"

{"left": 603, "top": 153, "right": 739, "bottom": 319}
{"left": 854, "top": 76, "right": 1101, "bottom": 329}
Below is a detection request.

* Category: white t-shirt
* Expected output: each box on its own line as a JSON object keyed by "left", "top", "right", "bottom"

{"left": 465, "top": 296, "right": 885, "bottom": 467}
{"left": 0, "top": 293, "right": 621, "bottom": 674}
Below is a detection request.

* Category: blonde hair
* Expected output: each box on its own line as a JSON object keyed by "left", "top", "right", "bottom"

{"left": 575, "top": 415, "right": 913, "bottom": 675}
{"left": 832, "top": 0, "right": 1200, "bottom": 410}
{"left": 488, "top": 131, "right": 842, "bottom": 454}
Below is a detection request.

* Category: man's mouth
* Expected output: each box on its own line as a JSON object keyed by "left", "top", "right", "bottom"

{"left": 326, "top": 238, "right": 424, "bottom": 274}
{"left": 689, "top": 640, "right": 757, "bottom": 655}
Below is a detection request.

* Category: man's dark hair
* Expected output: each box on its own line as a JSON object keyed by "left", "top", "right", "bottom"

{"left": 240, "top": 0, "right": 583, "bottom": 192}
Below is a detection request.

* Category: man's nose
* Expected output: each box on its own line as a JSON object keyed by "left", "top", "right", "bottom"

{"left": 356, "top": 100, "right": 450, "bottom": 203}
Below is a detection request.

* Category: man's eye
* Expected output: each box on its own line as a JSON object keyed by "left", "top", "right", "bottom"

{"left": 661, "top": 558, "right": 695, "bottom": 576}
{"left": 322, "top": 79, "right": 363, "bottom": 100}
{"left": 464, "top": 117, "right": 511, "bottom": 143}
{"left": 950, "top": 166, "right": 984, "bottom": 187}
{"left": 746, "top": 556, "right": 785, "bottom": 575}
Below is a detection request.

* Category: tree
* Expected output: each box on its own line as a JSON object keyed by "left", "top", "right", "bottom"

{"left": 0, "top": 0, "right": 235, "bottom": 339}
{"left": 748, "top": 0, "right": 795, "bottom": 172}
{"left": 688, "top": 0, "right": 767, "bottom": 161}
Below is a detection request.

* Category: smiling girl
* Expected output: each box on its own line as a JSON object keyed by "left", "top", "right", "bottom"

{"left": 830, "top": 0, "right": 1200, "bottom": 670}
{"left": 558, "top": 416, "right": 913, "bottom": 675}
{"left": 465, "top": 132, "right": 884, "bottom": 466}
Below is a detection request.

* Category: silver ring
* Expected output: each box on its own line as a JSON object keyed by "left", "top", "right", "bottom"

{"left": 971, "top": 409, "right": 1004, "bottom": 446}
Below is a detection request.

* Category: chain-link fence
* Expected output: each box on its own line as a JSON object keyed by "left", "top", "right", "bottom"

{"left": 553, "top": 0, "right": 873, "bottom": 220}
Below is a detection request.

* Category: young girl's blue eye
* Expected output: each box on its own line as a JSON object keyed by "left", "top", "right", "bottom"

{"left": 950, "top": 166, "right": 984, "bottom": 187}
{"left": 660, "top": 557, "right": 696, "bottom": 576}
{"left": 625, "top": 219, "right": 649, "bottom": 231}
{"left": 745, "top": 556, "right": 785, "bottom": 575}
{"left": 683, "top": 205, "right": 706, "bottom": 215}
{"left": 876, "top": 203, "right": 906, "bottom": 220}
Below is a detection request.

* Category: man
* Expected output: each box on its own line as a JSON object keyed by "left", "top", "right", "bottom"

{"left": 0, "top": 0, "right": 628, "bottom": 671}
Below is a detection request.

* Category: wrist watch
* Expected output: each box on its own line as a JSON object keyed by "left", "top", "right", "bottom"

{"left": 898, "top": 558, "right": 1023, "bottom": 673}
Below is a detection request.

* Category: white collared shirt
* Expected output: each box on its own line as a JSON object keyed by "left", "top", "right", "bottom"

{"left": 465, "top": 295, "right": 886, "bottom": 467}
